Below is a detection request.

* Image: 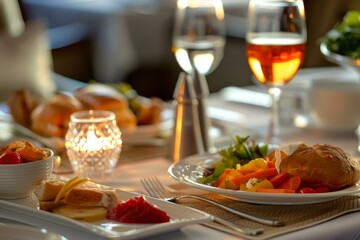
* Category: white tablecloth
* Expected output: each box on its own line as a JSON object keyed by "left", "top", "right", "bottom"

{"left": 2, "top": 67, "right": 360, "bottom": 239}
{"left": 55, "top": 67, "right": 360, "bottom": 239}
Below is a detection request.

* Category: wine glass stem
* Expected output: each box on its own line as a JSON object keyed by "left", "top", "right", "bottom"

{"left": 267, "top": 87, "right": 282, "bottom": 146}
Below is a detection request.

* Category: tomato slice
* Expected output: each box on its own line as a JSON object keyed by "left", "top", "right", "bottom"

{"left": 0, "top": 152, "right": 23, "bottom": 164}
{"left": 268, "top": 172, "right": 289, "bottom": 188}
{"left": 315, "top": 186, "right": 330, "bottom": 193}
{"left": 300, "top": 187, "right": 315, "bottom": 194}
{"left": 279, "top": 176, "right": 302, "bottom": 192}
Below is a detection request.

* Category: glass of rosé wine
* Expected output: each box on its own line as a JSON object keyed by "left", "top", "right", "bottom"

{"left": 246, "top": 0, "right": 307, "bottom": 146}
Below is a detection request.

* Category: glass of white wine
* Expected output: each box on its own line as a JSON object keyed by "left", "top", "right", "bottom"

{"left": 246, "top": 0, "right": 307, "bottom": 146}
{"left": 172, "top": 0, "right": 225, "bottom": 151}
{"left": 173, "top": 0, "right": 225, "bottom": 76}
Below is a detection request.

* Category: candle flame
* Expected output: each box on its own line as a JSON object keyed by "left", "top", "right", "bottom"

{"left": 85, "top": 130, "right": 102, "bottom": 151}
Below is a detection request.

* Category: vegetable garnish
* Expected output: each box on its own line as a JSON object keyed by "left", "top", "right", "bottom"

{"left": 197, "top": 136, "right": 268, "bottom": 185}
{"left": 322, "top": 10, "right": 360, "bottom": 59}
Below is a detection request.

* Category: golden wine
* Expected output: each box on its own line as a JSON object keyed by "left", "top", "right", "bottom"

{"left": 246, "top": 43, "right": 305, "bottom": 86}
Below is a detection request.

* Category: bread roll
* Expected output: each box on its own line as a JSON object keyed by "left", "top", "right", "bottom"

{"left": 279, "top": 143, "right": 360, "bottom": 190}
{"left": 74, "top": 84, "right": 137, "bottom": 129}
{"left": 135, "top": 97, "right": 163, "bottom": 125}
{"left": 7, "top": 90, "right": 40, "bottom": 127}
{"left": 30, "top": 93, "right": 82, "bottom": 137}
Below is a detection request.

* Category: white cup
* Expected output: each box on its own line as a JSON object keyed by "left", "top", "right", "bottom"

{"left": 306, "top": 79, "right": 360, "bottom": 132}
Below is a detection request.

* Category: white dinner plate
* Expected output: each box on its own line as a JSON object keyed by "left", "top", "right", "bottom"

{"left": 1, "top": 103, "right": 251, "bottom": 148}
{"left": 121, "top": 109, "right": 173, "bottom": 143}
{"left": 0, "top": 189, "right": 212, "bottom": 240}
{"left": 168, "top": 153, "right": 360, "bottom": 205}
{"left": 0, "top": 102, "right": 173, "bottom": 146}
{"left": 0, "top": 223, "right": 65, "bottom": 240}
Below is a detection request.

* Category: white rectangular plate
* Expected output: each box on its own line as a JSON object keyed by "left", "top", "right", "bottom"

{"left": 0, "top": 189, "right": 213, "bottom": 240}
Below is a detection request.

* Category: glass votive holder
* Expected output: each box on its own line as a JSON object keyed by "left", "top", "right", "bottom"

{"left": 65, "top": 110, "right": 122, "bottom": 178}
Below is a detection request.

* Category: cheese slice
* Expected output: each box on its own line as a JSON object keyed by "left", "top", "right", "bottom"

{"left": 53, "top": 205, "right": 107, "bottom": 222}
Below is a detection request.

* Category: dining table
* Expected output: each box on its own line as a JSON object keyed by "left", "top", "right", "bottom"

{"left": 1, "top": 66, "right": 360, "bottom": 240}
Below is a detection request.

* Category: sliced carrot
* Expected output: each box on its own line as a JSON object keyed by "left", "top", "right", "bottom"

{"left": 237, "top": 169, "right": 255, "bottom": 175}
{"left": 235, "top": 168, "right": 278, "bottom": 184}
{"left": 266, "top": 159, "right": 276, "bottom": 168}
{"left": 256, "top": 188, "right": 296, "bottom": 193}
{"left": 214, "top": 168, "right": 231, "bottom": 187}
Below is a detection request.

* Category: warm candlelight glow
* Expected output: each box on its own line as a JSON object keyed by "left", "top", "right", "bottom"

{"left": 65, "top": 110, "right": 122, "bottom": 178}
{"left": 85, "top": 129, "right": 101, "bottom": 151}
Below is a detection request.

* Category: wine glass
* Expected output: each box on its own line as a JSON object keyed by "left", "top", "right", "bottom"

{"left": 172, "top": 0, "right": 225, "bottom": 151}
{"left": 246, "top": 0, "right": 307, "bottom": 146}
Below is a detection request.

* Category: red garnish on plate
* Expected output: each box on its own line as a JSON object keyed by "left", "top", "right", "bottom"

{"left": 0, "top": 152, "right": 24, "bottom": 164}
{"left": 299, "top": 187, "right": 316, "bottom": 194}
{"left": 314, "top": 186, "right": 330, "bottom": 193}
{"left": 107, "top": 196, "right": 170, "bottom": 224}
{"left": 269, "top": 172, "right": 289, "bottom": 188}
{"left": 279, "top": 176, "right": 302, "bottom": 192}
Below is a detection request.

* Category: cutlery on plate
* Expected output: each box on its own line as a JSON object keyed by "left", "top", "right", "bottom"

{"left": 141, "top": 176, "right": 284, "bottom": 227}
{"left": 210, "top": 217, "right": 263, "bottom": 236}
{"left": 140, "top": 176, "right": 264, "bottom": 236}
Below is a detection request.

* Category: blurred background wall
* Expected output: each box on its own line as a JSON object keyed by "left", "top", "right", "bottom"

{"left": 16, "top": 0, "right": 360, "bottom": 100}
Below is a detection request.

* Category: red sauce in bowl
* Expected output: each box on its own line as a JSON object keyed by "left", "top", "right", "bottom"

{"left": 107, "top": 196, "right": 170, "bottom": 224}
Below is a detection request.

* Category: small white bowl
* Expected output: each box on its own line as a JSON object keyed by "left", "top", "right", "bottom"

{"left": 320, "top": 42, "right": 360, "bottom": 78}
{"left": 303, "top": 43, "right": 360, "bottom": 133}
{"left": 0, "top": 148, "right": 54, "bottom": 199}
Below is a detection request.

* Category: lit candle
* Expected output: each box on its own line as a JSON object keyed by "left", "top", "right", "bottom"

{"left": 85, "top": 129, "right": 102, "bottom": 151}
{"left": 65, "top": 110, "right": 122, "bottom": 178}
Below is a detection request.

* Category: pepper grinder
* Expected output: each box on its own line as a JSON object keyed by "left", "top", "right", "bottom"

{"left": 169, "top": 72, "right": 204, "bottom": 163}
{"left": 192, "top": 70, "right": 213, "bottom": 152}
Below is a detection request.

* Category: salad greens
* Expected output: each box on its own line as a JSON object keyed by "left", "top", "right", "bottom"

{"left": 109, "top": 82, "right": 145, "bottom": 115}
{"left": 88, "top": 81, "right": 143, "bottom": 115}
{"left": 197, "top": 136, "right": 268, "bottom": 185}
{"left": 323, "top": 10, "right": 360, "bottom": 59}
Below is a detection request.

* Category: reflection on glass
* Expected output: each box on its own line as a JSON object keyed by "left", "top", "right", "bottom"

{"left": 246, "top": 0, "right": 307, "bottom": 146}
{"left": 172, "top": 0, "right": 225, "bottom": 152}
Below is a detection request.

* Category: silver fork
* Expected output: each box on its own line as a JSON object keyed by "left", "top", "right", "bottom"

{"left": 140, "top": 177, "right": 264, "bottom": 236}
{"left": 141, "top": 176, "right": 284, "bottom": 227}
